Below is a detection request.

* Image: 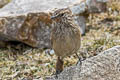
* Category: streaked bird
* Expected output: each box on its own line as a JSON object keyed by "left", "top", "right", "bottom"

{"left": 51, "top": 8, "right": 81, "bottom": 76}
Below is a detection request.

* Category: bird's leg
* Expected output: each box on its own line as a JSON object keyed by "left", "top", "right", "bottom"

{"left": 75, "top": 53, "right": 84, "bottom": 65}
{"left": 55, "top": 57, "right": 64, "bottom": 78}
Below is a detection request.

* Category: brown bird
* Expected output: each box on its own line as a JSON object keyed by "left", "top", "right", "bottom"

{"left": 51, "top": 8, "right": 81, "bottom": 75}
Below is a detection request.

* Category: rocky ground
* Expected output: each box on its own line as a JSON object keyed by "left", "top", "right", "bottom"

{"left": 0, "top": 0, "right": 120, "bottom": 80}
{"left": 0, "top": 0, "right": 10, "bottom": 8}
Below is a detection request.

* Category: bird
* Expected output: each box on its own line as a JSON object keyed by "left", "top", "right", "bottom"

{"left": 50, "top": 8, "right": 81, "bottom": 76}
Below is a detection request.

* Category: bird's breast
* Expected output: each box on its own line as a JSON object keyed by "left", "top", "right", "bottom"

{"left": 51, "top": 26, "right": 81, "bottom": 58}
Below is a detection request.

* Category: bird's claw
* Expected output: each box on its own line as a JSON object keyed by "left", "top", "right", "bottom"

{"left": 53, "top": 70, "right": 62, "bottom": 78}
{"left": 76, "top": 58, "right": 85, "bottom": 66}
{"left": 75, "top": 53, "right": 86, "bottom": 66}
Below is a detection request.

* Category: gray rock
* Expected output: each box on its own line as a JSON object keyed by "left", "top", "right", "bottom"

{"left": 46, "top": 46, "right": 120, "bottom": 80}
{"left": 0, "top": 0, "right": 10, "bottom": 8}
{"left": 0, "top": 0, "right": 108, "bottom": 48}
{"left": 73, "top": 16, "right": 86, "bottom": 35}
{"left": 0, "top": 0, "right": 79, "bottom": 48}
{"left": 86, "top": 0, "right": 107, "bottom": 13}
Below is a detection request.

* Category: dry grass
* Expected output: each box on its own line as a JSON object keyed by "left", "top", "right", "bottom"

{"left": 0, "top": 0, "right": 120, "bottom": 79}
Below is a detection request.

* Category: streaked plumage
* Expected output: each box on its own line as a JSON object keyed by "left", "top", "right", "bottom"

{"left": 51, "top": 8, "right": 81, "bottom": 75}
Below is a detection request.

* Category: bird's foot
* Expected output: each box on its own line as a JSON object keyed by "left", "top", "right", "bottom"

{"left": 55, "top": 70, "right": 62, "bottom": 78}
{"left": 76, "top": 58, "right": 85, "bottom": 66}
{"left": 75, "top": 53, "right": 86, "bottom": 66}
{"left": 52, "top": 70, "right": 62, "bottom": 79}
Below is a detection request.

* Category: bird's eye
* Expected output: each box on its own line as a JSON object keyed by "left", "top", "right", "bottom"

{"left": 59, "top": 13, "right": 64, "bottom": 17}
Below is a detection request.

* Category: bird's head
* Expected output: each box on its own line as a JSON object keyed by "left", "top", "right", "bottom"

{"left": 51, "top": 8, "right": 73, "bottom": 22}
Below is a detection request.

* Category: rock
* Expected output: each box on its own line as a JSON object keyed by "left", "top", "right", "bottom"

{"left": 46, "top": 45, "right": 120, "bottom": 80}
{"left": 0, "top": 0, "right": 10, "bottom": 8}
{"left": 0, "top": 0, "right": 79, "bottom": 48}
{"left": 0, "top": 0, "right": 108, "bottom": 48}
{"left": 86, "top": 0, "right": 108, "bottom": 13}
{"left": 73, "top": 16, "right": 86, "bottom": 36}
{"left": 69, "top": 0, "right": 108, "bottom": 35}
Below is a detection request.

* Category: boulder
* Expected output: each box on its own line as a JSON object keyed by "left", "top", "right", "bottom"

{"left": 46, "top": 46, "right": 120, "bottom": 80}
{"left": 0, "top": 0, "right": 108, "bottom": 48}
{"left": 0, "top": 0, "right": 10, "bottom": 8}
{"left": 0, "top": 0, "right": 79, "bottom": 48}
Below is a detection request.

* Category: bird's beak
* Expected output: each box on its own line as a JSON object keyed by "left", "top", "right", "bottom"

{"left": 51, "top": 15, "right": 57, "bottom": 19}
